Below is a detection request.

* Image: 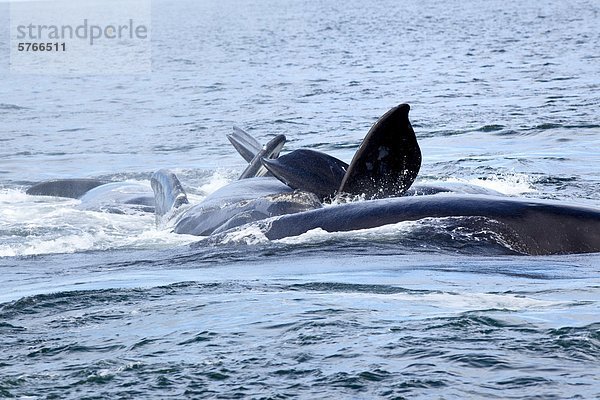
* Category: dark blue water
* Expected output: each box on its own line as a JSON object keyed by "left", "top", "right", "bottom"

{"left": 1, "top": 0, "right": 599, "bottom": 398}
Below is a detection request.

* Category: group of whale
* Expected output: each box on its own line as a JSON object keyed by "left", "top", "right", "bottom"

{"left": 27, "top": 104, "right": 600, "bottom": 255}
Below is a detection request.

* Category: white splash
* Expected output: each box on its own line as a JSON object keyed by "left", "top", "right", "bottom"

{"left": 0, "top": 188, "right": 197, "bottom": 257}
{"left": 275, "top": 221, "right": 420, "bottom": 245}
{"left": 196, "top": 169, "right": 235, "bottom": 197}
{"left": 331, "top": 289, "right": 564, "bottom": 314}
{"left": 218, "top": 225, "right": 269, "bottom": 245}
{"left": 439, "top": 173, "right": 537, "bottom": 196}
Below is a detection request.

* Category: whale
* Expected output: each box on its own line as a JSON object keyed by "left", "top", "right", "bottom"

{"left": 149, "top": 103, "right": 504, "bottom": 235}
{"left": 26, "top": 179, "right": 155, "bottom": 214}
{"left": 258, "top": 194, "right": 600, "bottom": 255}
{"left": 25, "top": 103, "right": 600, "bottom": 255}
{"left": 150, "top": 103, "right": 429, "bottom": 236}
{"left": 23, "top": 127, "right": 290, "bottom": 215}
{"left": 149, "top": 104, "right": 600, "bottom": 255}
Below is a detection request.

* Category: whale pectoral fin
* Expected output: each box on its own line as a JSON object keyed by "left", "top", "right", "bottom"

{"left": 261, "top": 149, "right": 348, "bottom": 200}
{"left": 228, "top": 128, "right": 287, "bottom": 179}
{"left": 150, "top": 169, "right": 189, "bottom": 219}
{"left": 26, "top": 179, "right": 110, "bottom": 199}
{"left": 338, "top": 103, "right": 422, "bottom": 199}
{"left": 238, "top": 134, "right": 286, "bottom": 180}
{"left": 227, "top": 126, "right": 262, "bottom": 163}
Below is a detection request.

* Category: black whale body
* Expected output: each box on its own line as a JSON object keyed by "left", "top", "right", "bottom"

{"left": 260, "top": 194, "right": 600, "bottom": 255}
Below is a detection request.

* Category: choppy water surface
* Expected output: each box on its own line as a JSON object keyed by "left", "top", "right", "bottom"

{"left": 1, "top": 0, "right": 599, "bottom": 398}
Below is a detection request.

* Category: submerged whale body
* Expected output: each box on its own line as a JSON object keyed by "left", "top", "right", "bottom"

{"left": 26, "top": 179, "right": 155, "bottom": 214}
{"left": 152, "top": 171, "right": 321, "bottom": 236}
{"left": 26, "top": 103, "right": 600, "bottom": 255}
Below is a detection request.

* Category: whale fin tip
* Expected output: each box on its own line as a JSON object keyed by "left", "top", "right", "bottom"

{"left": 338, "top": 103, "right": 421, "bottom": 199}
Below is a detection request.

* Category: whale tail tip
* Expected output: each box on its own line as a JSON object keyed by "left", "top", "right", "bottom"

{"left": 227, "top": 126, "right": 262, "bottom": 163}
{"left": 237, "top": 134, "right": 286, "bottom": 179}
{"left": 227, "top": 126, "right": 287, "bottom": 180}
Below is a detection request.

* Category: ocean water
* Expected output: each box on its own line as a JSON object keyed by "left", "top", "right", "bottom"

{"left": 1, "top": 0, "right": 600, "bottom": 398}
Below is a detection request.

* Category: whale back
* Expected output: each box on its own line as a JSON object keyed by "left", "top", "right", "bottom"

{"left": 26, "top": 179, "right": 110, "bottom": 199}
{"left": 260, "top": 194, "right": 600, "bottom": 255}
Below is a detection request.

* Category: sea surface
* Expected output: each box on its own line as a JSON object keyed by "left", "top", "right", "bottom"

{"left": 1, "top": 0, "right": 600, "bottom": 398}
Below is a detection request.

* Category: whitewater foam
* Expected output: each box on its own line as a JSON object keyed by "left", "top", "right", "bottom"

{"left": 436, "top": 173, "right": 537, "bottom": 196}
{"left": 0, "top": 188, "right": 197, "bottom": 257}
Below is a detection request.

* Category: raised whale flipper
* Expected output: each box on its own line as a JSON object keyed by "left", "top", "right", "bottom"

{"left": 150, "top": 169, "right": 189, "bottom": 219}
{"left": 238, "top": 134, "right": 286, "bottom": 179}
{"left": 261, "top": 149, "right": 348, "bottom": 200}
{"left": 26, "top": 179, "right": 110, "bottom": 199}
{"left": 227, "top": 126, "right": 262, "bottom": 163}
{"left": 338, "top": 103, "right": 421, "bottom": 199}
